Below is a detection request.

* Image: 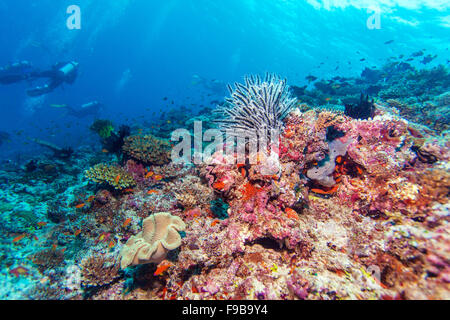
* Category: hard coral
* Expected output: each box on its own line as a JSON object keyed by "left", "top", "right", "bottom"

{"left": 120, "top": 212, "right": 186, "bottom": 269}
{"left": 123, "top": 135, "right": 171, "bottom": 166}
{"left": 80, "top": 253, "right": 120, "bottom": 288}
{"left": 84, "top": 163, "right": 136, "bottom": 190}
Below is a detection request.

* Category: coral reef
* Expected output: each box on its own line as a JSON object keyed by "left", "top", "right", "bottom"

{"left": 84, "top": 163, "right": 136, "bottom": 190}
{"left": 122, "top": 135, "right": 171, "bottom": 165}
{"left": 120, "top": 212, "right": 186, "bottom": 269}
{"left": 80, "top": 252, "right": 120, "bottom": 288}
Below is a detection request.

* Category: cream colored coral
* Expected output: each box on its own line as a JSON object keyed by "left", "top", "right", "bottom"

{"left": 120, "top": 212, "right": 186, "bottom": 269}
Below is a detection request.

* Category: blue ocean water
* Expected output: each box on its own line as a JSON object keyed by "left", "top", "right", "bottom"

{"left": 0, "top": 0, "right": 448, "bottom": 160}
{"left": 0, "top": 0, "right": 449, "bottom": 301}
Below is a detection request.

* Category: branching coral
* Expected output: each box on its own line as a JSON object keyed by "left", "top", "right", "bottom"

{"left": 120, "top": 212, "right": 186, "bottom": 269}
{"left": 214, "top": 73, "right": 297, "bottom": 138}
{"left": 84, "top": 163, "right": 136, "bottom": 190}
{"left": 123, "top": 135, "right": 171, "bottom": 165}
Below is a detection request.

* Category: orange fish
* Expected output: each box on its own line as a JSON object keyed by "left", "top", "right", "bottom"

{"left": 108, "top": 240, "right": 116, "bottom": 249}
{"left": 123, "top": 188, "right": 134, "bottom": 193}
{"left": 75, "top": 203, "right": 85, "bottom": 209}
{"left": 213, "top": 181, "right": 225, "bottom": 191}
{"left": 74, "top": 229, "right": 82, "bottom": 236}
{"left": 13, "top": 234, "right": 26, "bottom": 243}
{"left": 61, "top": 248, "right": 67, "bottom": 254}
{"left": 37, "top": 222, "right": 47, "bottom": 227}
{"left": 325, "top": 97, "right": 331, "bottom": 101}
{"left": 51, "top": 244, "right": 57, "bottom": 251}
{"left": 154, "top": 261, "right": 172, "bottom": 276}
{"left": 86, "top": 195, "right": 95, "bottom": 202}
{"left": 114, "top": 174, "right": 121, "bottom": 184}
{"left": 145, "top": 171, "right": 154, "bottom": 179}
{"left": 311, "top": 185, "right": 339, "bottom": 195}
{"left": 122, "top": 218, "right": 132, "bottom": 228}
{"left": 102, "top": 149, "right": 109, "bottom": 153}
{"left": 147, "top": 190, "right": 159, "bottom": 195}
{"left": 210, "top": 219, "right": 220, "bottom": 227}
{"left": 154, "top": 175, "right": 163, "bottom": 181}
{"left": 285, "top": 208, "right": 300, "bottom": 220}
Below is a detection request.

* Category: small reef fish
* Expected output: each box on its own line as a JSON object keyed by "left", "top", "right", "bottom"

{"left": 37, "top": 222, "right": 47, "bottom": 227}
{"left": 12, "top": 234, "right": 27, "bottom": 243}
{"left": 153, "top": 175, "right": 163, "bottom": 181}
{"left": 310, "top": 184, "right": 339, "bottom": 195}
{"left": 9, "top": 266, "right": 29, "bottom": 278}
{"left": 122, "top": 218, "right": 132, "bottom": 228}
{"left": 96, "top": 232, "right": 111, "bottom": 244}
{"left": 147, "top": 189, "right": 159, "bottom": 195}
{"left": 102, "top": 149, "right": 109, "bottom": 153}
{"left": 114, "top": 174, "right": 121, "bottom": 184}
{"left": 75, "top": 203, "right": 85, "bottom": 209}
{"left": 86, "top": 195, "right": 95, "bottom": 202}
{"left": 50, "top": 104, "right": 67, "bottom": 108}
{"left": 384, "top": 40, "right": 394, "bottom": 45}
{"left": 108, "top": 240, "right": 116, "bottom": 249}
{"left": 145, "top": 171, "right": 154, "bottom": 179}
{"left": 123, "top": 188, "right": 134, "bottom": 193}
{"left": 210, "top": 219, "right": 220, "bottom": 227}
{"left": 74, "top": 229, "right": 82, "bottom": 236}
{"left": 154, "top": 261, "right": 173, "bottom": 276}
{"left": 285, "top": 208, "right": 300, "bottom": 220}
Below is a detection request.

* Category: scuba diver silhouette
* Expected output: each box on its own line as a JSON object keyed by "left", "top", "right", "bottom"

{"left": 0, "top": 60, "right": 79, "bottom": 97}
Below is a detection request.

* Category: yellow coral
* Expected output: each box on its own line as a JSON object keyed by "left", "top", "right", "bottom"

{"left": 84, "top": 163, "right": 136, "bottom": 190}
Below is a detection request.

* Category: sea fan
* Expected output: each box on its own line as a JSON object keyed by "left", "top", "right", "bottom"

{"left": 214, "top": 73, "right": 297, "bottom": 138}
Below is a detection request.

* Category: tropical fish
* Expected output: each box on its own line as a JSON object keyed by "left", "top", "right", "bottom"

{"left": 50, "top": 104, "right": 67, "bottom": 108}
{"left": 210, "top": 219, "right": 220, "bottom": 227}
{"left": 12, "top": 234, "right": 27, "bottom": 243}
{"left": 37, "top": 222, "right": 47, "bottom": 227}
{"left": 154, "top": 261, "right": 173, "bottom": 276}
{"left": 154, "top": 175, "right": 163, "bottom": 181}
{"left": 108, "top": 240, "right": 116, "bottom": 249}
{"left": 9, "top": 266, "right": 29, "bottom": 278}
{"left": 102, "top": 149, "right": 109, "bottom": 153}
{"left": 285, "top": 208, "right": 300, "bottom": 220}
{"left": 75, "top": 203, "right": 85, "bottom": 209}
{"left": 114, "top": 174, "right": 121, "bottom": 184}
{"left": 74, "top": 229, "right": 82, "bottom": 236}
{"left": 122, "top": 218, "right": 132, "bottom": 228}
{"left": 305, "top": 75, "right": 318, "bottom": 83}
{"left": 384, "top": 40, "right": 394, "bottom": 44}
{"left": 87, "top": 195, "right": 95, "bottom": 202}
{"left": 147, "top": 190, "right": 159, "bottom": 195}
{"left": 145, "top": 171, "right": 154, "bottom": 179}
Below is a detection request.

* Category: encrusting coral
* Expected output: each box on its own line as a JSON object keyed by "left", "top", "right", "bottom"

{"left": 120, "top": 212, "right": 186, "bottom": 269}
{"left": 84, "top": 163, "right": 136, "bottom": 190}
{"left": 122, "top": 134, "right": 171, "bottom": 165}
{"left": 80, "top": 252, "right": 120, "bottom": 288}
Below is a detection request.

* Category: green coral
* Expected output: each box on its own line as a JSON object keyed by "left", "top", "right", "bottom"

{"left": 90, "top": 120, "right": 114, "bottom": 139}
{"left": 84, "top": 163, "right": 136, "bottom": 190}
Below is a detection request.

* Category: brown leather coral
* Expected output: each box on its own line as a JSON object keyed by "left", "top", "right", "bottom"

{"left": 120, "top": 212, "right": 186, "bottom": 269}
